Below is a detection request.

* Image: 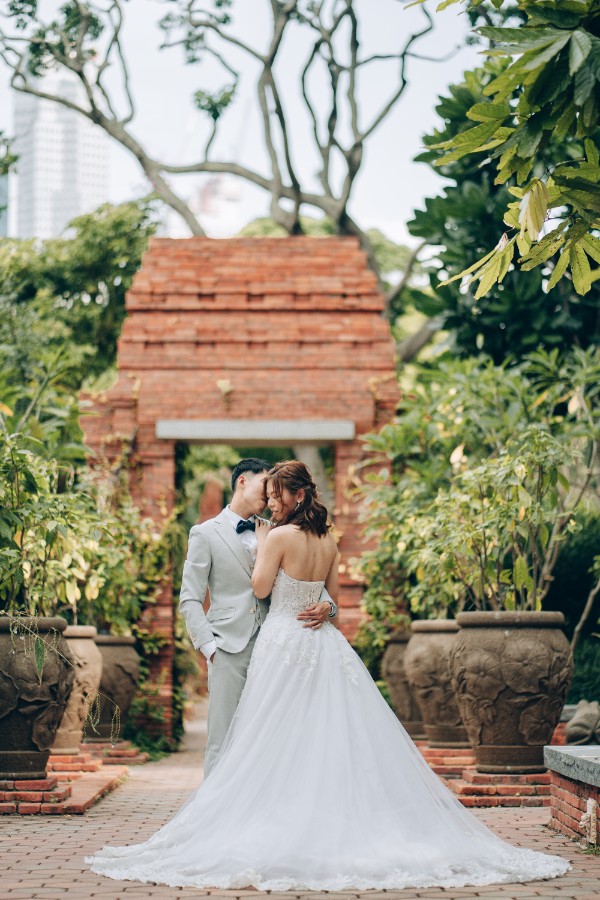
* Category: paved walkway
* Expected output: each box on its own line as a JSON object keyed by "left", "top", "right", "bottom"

{"left": 1, "top": 701, "right": 597, "bottom": 900}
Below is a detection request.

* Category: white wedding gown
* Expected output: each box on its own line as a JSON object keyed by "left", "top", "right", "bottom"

{"left": 86, "top": 569, "right": 570, "bottom": 891}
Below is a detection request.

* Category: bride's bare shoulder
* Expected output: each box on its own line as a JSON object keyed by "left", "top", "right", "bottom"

{"left": 269, "top": 524, "right": 298, "bottom": 539}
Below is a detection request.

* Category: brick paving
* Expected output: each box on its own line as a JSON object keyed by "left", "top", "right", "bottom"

{"left": 1, "top": 700, "right": 597, "bottom": 900}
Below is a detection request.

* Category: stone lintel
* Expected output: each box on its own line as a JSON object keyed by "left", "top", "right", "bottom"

{"left": 155, "top": 418, "right": 356, "bottom": 445}
{"left": 544, "top": 744, "right": 600, "bottom": 788}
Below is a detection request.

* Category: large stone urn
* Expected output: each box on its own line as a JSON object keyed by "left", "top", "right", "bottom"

{"left": 86, "top": 635, "right": 140, "bottom": 742}
{"left": 381, "top": 631, "right": 425, "bottom": 739}
{"left": 0, "top": 616, "right": 74, "bottom": 779}
{"left": 51, "top": 625, "right": 103, "bottom": 754}
{"left": 403, "top": 620, "right": 469, "bottom": 747}
{"left": 450, "top": 611, "right": 574, "bottom": 774}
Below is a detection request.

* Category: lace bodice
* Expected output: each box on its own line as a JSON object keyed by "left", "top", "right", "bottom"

{"left": 248, "top": 568, "right": 360, "bottom": 686}
{"left": 269, "top": 568, "right": 325, "bottom": 618}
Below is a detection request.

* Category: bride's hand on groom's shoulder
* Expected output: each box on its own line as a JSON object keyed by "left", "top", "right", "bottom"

{"left": 255, "top": 519, "right": 272, "bottom": 543}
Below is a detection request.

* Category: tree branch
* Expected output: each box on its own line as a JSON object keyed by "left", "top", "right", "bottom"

{"left": 396, "top": 316, "right": 444, "bottom": 363}
{"left": 360, "top": 5, "right": 434, "bottom": 142}
{"left": 571, "top": 571, "right": 600, "bottom": 653}
{"left": 385, "top": 239, "right": 426, "bottom": 315}
{"left": 1, "top": 0, "right": 447, "bottom": 268}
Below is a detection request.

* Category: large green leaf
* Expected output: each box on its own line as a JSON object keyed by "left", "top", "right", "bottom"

{"left": 515, "top": 117, "right": 546, "bottom": 158}
{"left": 570, "top": 243, "right": 593, "bottom": 294}
{"left": 569, "top": 29, "right": 593, "bottom": 75}
{"left": 20, "top": 466, "right": 38, "bottom": 495}
{"left": 582, "top": 234, "right": 600, "bottom": 265}
{"left": 528, "top": 53, "right": 571, "bottom": 106}
{"left": 34, "top": 636, "right": 45, "bottom": 679}
{"left": 520, "top": 224, "right": 567, "bottom": 269}
{"left": 477, "top": 26, "right": 572, "bottom": 50}
{"left": 574, "top": 63, "right": 596, "bottom": 106}
{"left": 520, "top": 34, "right": 572, "bottom": 73}
{"left": 466, "top": 101, "right": 511, "bottom": 123}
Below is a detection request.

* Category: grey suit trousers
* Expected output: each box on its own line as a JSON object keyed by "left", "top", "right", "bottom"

{"left": 205, "top": 630, "right": 259, "bottom": 776}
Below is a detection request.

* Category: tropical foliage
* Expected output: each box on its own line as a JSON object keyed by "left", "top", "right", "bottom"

{"left": 407, "top": 63, "right": 600, "bottom": 360}
{"left": 420, "top": 0, "right": 600, "bottom": 297}
{"left": 0, "top": 200, "right": 157, "bottom": 379}
{"left": 355, "top": 347, "right": 600, "bottom": 656}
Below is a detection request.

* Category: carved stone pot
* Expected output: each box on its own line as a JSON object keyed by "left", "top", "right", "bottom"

{"left": 0, "top": 616, "right": 74, "bottom": 779}
{"left": 403, "top": 620, "right": 469, "bottom": 748}
{"left": 451, "top": 611, "right": 574, "bottom": 774}
{"left": 51, "top": 626, "right": 103, "bottom": 754}
{"left": 381, "top": 631, "right": 425, "bottom": 739}
{"left": 86, "top": 635, "right": 140, "bottom": 742}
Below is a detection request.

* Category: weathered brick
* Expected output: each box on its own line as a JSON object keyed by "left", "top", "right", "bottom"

{"left": 17, "top": 802, "right": 41, "bottom": 813}
{"left": 14, "top": 778, "right": 57, "bottom": 791}
{"left": 40, "top": 802, "right": 66, "bottom": 814}
{"left": 12, "top": 791, "right": 43, "bottom": 802}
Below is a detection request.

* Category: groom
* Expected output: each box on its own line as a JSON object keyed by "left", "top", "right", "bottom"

{"left": 179, "top": 457, "right": 337, "bottom": 774}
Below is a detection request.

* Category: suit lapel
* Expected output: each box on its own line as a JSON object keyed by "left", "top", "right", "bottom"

{"left": 213, "top": 512, "right": 252, "bottom": 577}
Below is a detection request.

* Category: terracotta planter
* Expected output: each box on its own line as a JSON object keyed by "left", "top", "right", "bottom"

{"left": 51, "top": 626, "right": 103, "bottom": 755}
{"left": 86, "top": 635, "right": 140, "bottom": 742}
{"left": 381, "top": 631, "right": 425, "bottom": 739}
{"left": 451, "top": 611, "right": 574, "bottom": 774}
{"left": 0, "top": 616, "right": 74, "bottom": 779}
{"left": 403, "top": 620, "right": 469, "bottom": 748}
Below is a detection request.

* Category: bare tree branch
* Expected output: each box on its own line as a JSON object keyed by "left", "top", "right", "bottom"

{"left": 396, "top": 316, "right": 444, "bottom": 363}
{"left": 361, "top": 5, "right": 433, "bottom": 142}
{"left": 385, "top": 239, "right": 426, "bottom": 315}
{"left": 571, "top": 572, "right": 600, "bottom": 653}
{"left": 0, "top": 0, "right": 450, "bottom": 321}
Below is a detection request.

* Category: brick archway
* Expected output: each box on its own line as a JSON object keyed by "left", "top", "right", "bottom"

{"left": 84, "top": 237, "right": 398, "bottom": 735}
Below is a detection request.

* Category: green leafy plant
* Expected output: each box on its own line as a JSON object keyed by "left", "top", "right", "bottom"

{"left": 0, "top": 432, "right": 98, "bottom": 616}
{"left": 406, "top": 62, "right": 600, "bottom": 360}
{"left": 413, "top": 0, "right": 600, "bottom": 296}
{"left": 414, "top": 426, "right": 580, "bottom": 611}
{"left": 356, "top": 347, "right": 600, "bottom": 655}
{"left": 0, "top": 199, "right": 157, "bottom": 381}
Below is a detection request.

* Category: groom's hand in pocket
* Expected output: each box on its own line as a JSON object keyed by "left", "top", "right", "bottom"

{"left": 297, "top": 601, "right": 330, "bottom": 629}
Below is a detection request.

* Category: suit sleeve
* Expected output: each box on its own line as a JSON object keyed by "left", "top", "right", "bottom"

{"left": 179, "top": 527, "right": 215, "bottom": 650}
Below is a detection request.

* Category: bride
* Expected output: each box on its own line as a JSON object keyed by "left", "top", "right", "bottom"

{"left": 86, "top": 460, "right": 570, "bottom": 891}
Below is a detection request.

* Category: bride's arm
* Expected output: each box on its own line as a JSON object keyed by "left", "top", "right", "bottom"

{"left": 325, "top": 550, "right": 340, "bottom": 603}
{"left": 251, "top": 525, "right": 285, "bottom": 599}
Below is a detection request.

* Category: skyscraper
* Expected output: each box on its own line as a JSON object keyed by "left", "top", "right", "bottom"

{"left": 0, "top": 174, "right": 7, "bottom": 237}
{"left": 13, "top": 74, "right": 109, "bottom": 239}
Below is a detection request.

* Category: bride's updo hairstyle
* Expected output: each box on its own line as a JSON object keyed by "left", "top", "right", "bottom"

{"left": 267, "top": 460, "right": 330, "bottom": 537}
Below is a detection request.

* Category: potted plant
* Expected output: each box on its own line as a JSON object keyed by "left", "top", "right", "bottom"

{"left": 418, "top": 426, "right": 584, "bottom": 772}
{"left": 46, "top": 527, "right": 104, "bottom": 755}
{"left": 357, "top": 456, "right": 468, "bottom": 747}
{"left": 79, "top": 472, "right": 176, "bottom": 744}
{"left": 0, "top": 435, "right": 77, "bottom": 778}
{"left": 357, "top": 349, "right": 599, "bottom": 762}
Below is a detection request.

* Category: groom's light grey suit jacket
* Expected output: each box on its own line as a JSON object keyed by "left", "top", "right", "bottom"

{"left": 179, "top": 512, "right": 269, "bottom": 655}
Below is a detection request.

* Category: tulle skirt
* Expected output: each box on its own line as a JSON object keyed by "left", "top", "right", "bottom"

{"left": 86, "top": 615, "right": 570, "bottom": 890}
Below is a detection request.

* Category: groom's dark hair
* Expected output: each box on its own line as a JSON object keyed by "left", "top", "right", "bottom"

{"left": 231, "top": 458, "right": 271, "bottom": 492}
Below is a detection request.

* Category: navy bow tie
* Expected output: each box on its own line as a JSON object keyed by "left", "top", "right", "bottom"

{"left": 236, "top": 518, "right": 256, "bottom": 534}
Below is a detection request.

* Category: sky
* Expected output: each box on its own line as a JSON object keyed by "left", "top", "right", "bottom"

{"left": 0, "top": 0, "right": 482, "bottom": 244}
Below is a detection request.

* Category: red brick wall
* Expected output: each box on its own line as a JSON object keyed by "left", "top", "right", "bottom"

{"left": 549, "top": 771, "right": 600, "bottom": 842}
{"left": 83, "top": 237, "right": 399, "bottom": 735}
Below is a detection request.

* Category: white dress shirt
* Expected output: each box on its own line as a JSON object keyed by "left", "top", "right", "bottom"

{"left": 198, "top": 507, "right": 257, "bottom": 661}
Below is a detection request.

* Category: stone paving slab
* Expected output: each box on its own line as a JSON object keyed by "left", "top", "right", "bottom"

{"left": 0, "top": 700, "right": 596, "bottom": 900}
